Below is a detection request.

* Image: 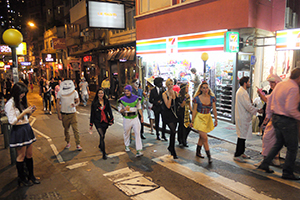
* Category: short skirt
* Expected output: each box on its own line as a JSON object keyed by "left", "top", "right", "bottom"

{"left": 10, "top": 123, "right": 36, "bottom": 148}
{"left": 193, "top": 112, "right": 214, "bottom": 133}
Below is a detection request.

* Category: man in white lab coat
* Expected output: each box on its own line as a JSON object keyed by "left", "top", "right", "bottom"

{"left": 234, "top": 76, "right": 261, "bottom": 163}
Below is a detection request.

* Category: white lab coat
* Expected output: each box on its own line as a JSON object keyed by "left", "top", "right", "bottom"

{"left": 235, "top": 87, "right": 258, "bottom": 139}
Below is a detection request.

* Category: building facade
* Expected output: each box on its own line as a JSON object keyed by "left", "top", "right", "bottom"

{"left": 135, "top": 0, "right": 300, "bottom": 122}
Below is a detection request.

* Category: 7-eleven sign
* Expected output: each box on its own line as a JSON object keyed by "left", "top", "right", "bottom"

{"left": 167, "top": 37, "right": 178, "bottom": 54}
{"left": 225, "top": 32, "right": 239, "bottom": 53}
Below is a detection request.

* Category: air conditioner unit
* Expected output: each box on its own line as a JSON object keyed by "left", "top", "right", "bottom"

{"left": 293, "top": 12, "right": 298, "bottom": 28}
{"left": 285, "top": 7, "right": 293, "bottom": 28}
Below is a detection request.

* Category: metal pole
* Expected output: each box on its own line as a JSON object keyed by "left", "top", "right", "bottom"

{"left": 203, "top": 60, "right": 207, "bottom": 80}
{"left": 11, "top": 47, "right": 19, "bottom": 83}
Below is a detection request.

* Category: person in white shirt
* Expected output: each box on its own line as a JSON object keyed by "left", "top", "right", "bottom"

{"left": 79, "top": 77, "right": 90, "bottom": 106}
{"left": 57, "top": 80, "right": 82, "bottom": 151}
{"left": 234, "top": 76, "right": 261, "bottom": 163}
{"left": 5, "top": 82, "right": 40, "bottom": 186}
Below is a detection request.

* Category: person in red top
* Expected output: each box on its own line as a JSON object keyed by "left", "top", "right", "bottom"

{"left": 173, "top": 78, "right": 180, "bottom": 93}
{"left": 90, "top": 88, "right": 114, "bottom": 160}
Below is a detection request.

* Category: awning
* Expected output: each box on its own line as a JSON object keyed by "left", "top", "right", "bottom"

{"left": 108, "top": 47, "right": 136, "bottom": 61}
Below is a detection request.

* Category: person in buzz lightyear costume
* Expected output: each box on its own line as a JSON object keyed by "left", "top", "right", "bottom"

{"left": 118, "top": 85, "right": 144, "bottom": 157}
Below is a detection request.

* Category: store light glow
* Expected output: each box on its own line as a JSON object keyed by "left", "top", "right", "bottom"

{"left": 276, "top": 28, "right": 300, "bottom": 50}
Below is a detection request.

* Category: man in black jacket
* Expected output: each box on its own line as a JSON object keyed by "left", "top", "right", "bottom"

{"left": 149, "top": 77, "right": 167, "bottom": 141}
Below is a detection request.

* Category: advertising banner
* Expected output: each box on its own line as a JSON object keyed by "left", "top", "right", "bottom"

{"left": 88, "top": 1, "right": 125, "bottom": 29}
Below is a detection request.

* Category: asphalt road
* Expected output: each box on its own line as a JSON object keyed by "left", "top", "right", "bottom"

{"left": 1, "top": 86, "right": 300, "bottom": 200}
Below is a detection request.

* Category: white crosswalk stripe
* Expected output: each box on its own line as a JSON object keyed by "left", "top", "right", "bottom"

{"left": 153, "top": 155, "right": 277, "bottom": 200}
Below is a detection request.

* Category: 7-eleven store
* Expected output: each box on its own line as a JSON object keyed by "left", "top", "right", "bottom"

{"left": 137, "top": 29, "right": 240, "bottom": 122}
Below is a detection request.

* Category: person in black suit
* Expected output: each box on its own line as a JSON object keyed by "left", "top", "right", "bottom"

{"left": 149, "top": 77, "right": 167, "bottom": 141}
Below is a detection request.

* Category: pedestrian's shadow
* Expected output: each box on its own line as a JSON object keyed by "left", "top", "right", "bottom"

{"left": 0, "top": 178, "right": 29, "bottom": 200}
{"left": 51, "top": 149, "right": 80, "bottom": 163}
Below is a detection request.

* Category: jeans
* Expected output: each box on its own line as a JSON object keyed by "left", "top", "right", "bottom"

{"left": 261, "top": 114, "right": 298, "bottom": 175}
{"left": 81, "top": 94, "right": 89, "bottom": 106}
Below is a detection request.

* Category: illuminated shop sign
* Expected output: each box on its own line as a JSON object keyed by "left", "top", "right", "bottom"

{"left": 136, "top": 29, "right": 227, "bottom": 55}
{"left": 276, "top": 28, "right": 300, "bottom": 50}
{"left": 88, "top": 1, "right": 125, "bottom": 29}
{"left": 0, "top": 42, "right": 27, "bottom": 55}
{"left": 21, "top": 62, "right": 31, "bottom": 66}
{"left": 57, "top": 64, "right": 63, "bottom": 70}
{"left": 83, "top": 56, "right": 92, "bottom": 62}
{"left": 42, "top": 53, "right": 56, "bottom": 62}
{"left": 224, "top": 32, "right": 239, "bottom": 53}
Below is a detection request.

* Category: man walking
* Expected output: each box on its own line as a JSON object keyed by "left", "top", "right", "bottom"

{"left": 118, "top": 85, "right": 144, "bottom": 157}
{"left": 234, "top": 76, "right": 260, "bottom": 163}
{"left": 258, "top": 68, "right": 300, "bottom": 180}
{"left": 149, "top": 77, "right": 167, "bottom": 141}
{"left": 132, "top": 79, "right": 146, "bottom": 139}
{"left": 190, "top": 68, "right": 201, "bottom": 96}
{"left": 57, "top": 80, "right": 82, "bottom": 151}
{"left": 79, "top": 77, "right": 90, "bottom": 106}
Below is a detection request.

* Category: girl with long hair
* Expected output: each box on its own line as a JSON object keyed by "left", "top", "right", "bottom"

{"left": 191, "top": 81, "right": 218, "bottom": 163}
{"left": 5, "top": 82, "right": 40, "bottom": 186}
{"left": 90, "top": 88, "right": 114, "bottom": 160}
{"left": 162, "top": 78, "right": 179, "bottom": 159}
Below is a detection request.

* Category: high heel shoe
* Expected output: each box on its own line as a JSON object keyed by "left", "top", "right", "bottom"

{"left": 167, "top": 147, "right": 178, "bottom": 159}
{"left": 18, "top": 178, "right": 33, "bottom": 187}
{"left": 102, "top": 153, "right": 107, "bottom": 160}
{"left": 28, "top": 176, "right": 40, "bottom": 184}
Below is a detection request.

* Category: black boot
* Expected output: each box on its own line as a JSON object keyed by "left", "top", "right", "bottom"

{"left": 16, "top": 161, "right": 33, "bottom": 187}
{"left": 196, "top": 145, "right": 204, "bottom": 158}
{"left": 206, "top": 150, "right": 212, "bottom": 164}
{"left": 24, "top": 157, "right": 40, "bottom": 184}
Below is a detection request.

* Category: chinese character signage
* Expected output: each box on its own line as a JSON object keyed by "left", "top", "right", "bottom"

{"left": 0, "top": 42, "right": 27, "bottom": 55}
{"left": 276, "top": 28, "right": 300, "bottom": 50}
{"left": 52, "top": 38, "right": 66, "bottom": 49}
{"left": 42, "top": 53, "right": 56, "bottom": 62}
{"left": 224, "top": 32, "right": 239, "bottom": 53}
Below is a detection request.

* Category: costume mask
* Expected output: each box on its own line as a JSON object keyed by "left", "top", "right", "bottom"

{"left": 60, "top": 80, "right": 75, "bottom": 95}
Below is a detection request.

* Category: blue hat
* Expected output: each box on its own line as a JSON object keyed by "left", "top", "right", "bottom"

{"left": 124, "top": 85, "right": 132, "bottom": 92}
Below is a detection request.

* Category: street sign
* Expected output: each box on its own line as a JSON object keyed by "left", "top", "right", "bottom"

{"left": 250, "top": 55, "right": 256, "bottom": 65}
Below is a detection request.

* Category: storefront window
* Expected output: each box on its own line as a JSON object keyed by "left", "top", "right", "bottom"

{"left": 141, "top": 51, "right": 236, "bottom": 119}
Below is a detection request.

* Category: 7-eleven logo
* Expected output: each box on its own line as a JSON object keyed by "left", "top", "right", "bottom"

{"left": 167, "top": 37, "right": 178, "bottom": 54}
{"left": 296, "top": 32, "right": 300, "bottom": 47}
{"left": 229, "top": 34, "right": 238, "bottom": 51}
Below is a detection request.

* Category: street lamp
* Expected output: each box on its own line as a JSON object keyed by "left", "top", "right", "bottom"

{"left": 2, "top": 29, "right": 23, "bottom": 83}
{"left": 28, "top": 22, "right": 36, "bottom": 28}
{"left": 201, "top": 52, "right": 209, "bottom": 80}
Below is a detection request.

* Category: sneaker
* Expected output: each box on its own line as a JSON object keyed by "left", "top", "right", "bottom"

{"left": 136, "top": 150, "right": 143, "bottom": 157}
{"left": 49, "top": 111, "right": 52, "bottom": 115}
{"left": 65, "top": 143, "right": 71, "bottom": 149}
{"left": 125, "top": 146, "right": 130, "bottom": 152}
{"left": 233, "top": 156, "right": 246, "bottom": 163}
{"left": 76, "top": 145, "right": 82, "bottom": 151}
{"left": 241, "top": 154, "right": 251, "bottom": 159}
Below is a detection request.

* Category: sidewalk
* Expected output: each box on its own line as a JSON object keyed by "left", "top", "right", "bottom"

{"left": 107, "top": 97, "right": 300, "bottom": 168}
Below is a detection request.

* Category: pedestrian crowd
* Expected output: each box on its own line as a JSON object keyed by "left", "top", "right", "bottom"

{"left": 4, "top": 68, "right": 300, "bottom": 189}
